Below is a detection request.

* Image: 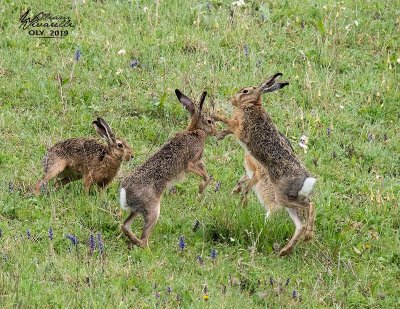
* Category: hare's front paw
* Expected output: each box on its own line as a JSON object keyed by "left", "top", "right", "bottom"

{"left": 198, "top": 178, "right": 211, "bottom": 194}
{"left": 240, "top": 194, "right": 249, "bottom": 208}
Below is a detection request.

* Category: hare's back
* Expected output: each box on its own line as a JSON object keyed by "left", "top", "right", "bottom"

{"left": 49, "top": 138, "right": 105, "bottom": 160}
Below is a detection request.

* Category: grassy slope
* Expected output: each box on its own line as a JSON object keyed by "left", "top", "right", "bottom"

{"left": 0, "top": 0, "right": 399, "bottom": 307}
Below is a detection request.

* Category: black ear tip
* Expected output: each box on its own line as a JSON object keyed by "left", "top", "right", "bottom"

{"left": 275, "top": 72, "right": 283, "bottom": 78}
{"left": 175, "top": 89, "right": 182, "bottom": 98}
{"left": 92, "top": 120, "right": 98, "bottom": 125}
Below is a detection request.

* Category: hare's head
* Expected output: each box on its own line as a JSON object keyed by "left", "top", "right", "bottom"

{"left": 175, "top": 89, "right": 217, "bottom": 136}
{"left": 92, "top": 118, "right": 133, "bottom": 161}
{"left": 231, "top": 73, "right": 289, "bottom": 107}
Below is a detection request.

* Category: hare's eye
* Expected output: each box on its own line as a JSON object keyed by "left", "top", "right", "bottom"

{"left": 117, "top": 143, "right": 124, "bottom": 148}
{"left": 242, "top": 89, "right": 249, "bottom": 94}
{"left": 207, "top": 119, "right": 212, "bottom": 124}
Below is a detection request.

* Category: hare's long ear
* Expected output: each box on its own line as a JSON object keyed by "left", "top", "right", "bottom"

{"left": 175, "top": 89, "right": 196, "bottom": 116}
{"left": 263, "top": 81, "right": 289, "bottom": 93}
{"left": 92, "top": 120, "right": 108, "bottom": 139}
{"left": 94, "top": 118, "right": 115, "bottom": 144}
{"left": 97, "top": 118, "right": 115, "bottom": 139}
{"left": 198, "top": 91, "right": 207, "bottom": 115}
{"left": 258, "top": 73, "right": 285, "bottom": 92}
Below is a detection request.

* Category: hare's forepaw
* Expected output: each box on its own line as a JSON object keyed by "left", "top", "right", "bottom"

{"left": 240, "top": 194, "right": 249, "bottom": 208}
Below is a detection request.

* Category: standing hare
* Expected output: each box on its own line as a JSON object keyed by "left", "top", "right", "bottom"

{"left": 35, "top": 118, "right": 133, "bottom": 194}
{"left": 120, "top": 90, "right": 216, "bottom": 248}
{"left": 214, "top": 73, "right": 316, "bottom": 256}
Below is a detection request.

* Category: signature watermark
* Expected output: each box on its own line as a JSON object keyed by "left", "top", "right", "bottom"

{"left": 19, "top": 9, "right": 74, "bottom": 38}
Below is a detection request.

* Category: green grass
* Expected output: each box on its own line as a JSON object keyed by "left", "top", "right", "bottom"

{"left": 1, "top": 0, "right": 399, "bottom": 307}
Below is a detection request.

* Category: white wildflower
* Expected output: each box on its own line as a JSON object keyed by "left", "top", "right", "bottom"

{"left": 299, "top": 135, "right": 309, "bottom": 153}
{"left": 232, "top": 0, "right": 245, "bottom": 7}
{"left": 117, "top": 49, "right": 126, "bottom": 55}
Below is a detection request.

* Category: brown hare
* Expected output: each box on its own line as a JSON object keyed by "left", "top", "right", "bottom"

{"left": 35, "top": 118, "right": 133, "bottom": 194}
{"left": 214, "top": 73, "right": 316, "bottom": 256}
{"left": 119, "top": 89, "right": 216, "bottom": 248}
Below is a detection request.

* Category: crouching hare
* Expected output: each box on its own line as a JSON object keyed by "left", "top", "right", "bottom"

{"left": 35, "top": 118, "right": 133, "bottom": 194}
{"left": 214, "top": 73, "right": 317, "bottom": 256}
{"left": 120, "top": 90, "right": 216, "bottom": 248}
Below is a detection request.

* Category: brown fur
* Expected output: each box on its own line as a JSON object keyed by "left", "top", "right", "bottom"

{"left": 120, "top": 90, "right": 216, "bottom": 248}
{"left": 35, "top": 118, "right": 132, "bottom": 194}
{"left": 215, "top": 73, "right": 316, "bottom": 256}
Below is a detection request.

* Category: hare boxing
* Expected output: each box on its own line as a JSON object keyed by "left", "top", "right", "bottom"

{"left": 119, "top": 90, "right": 216, "bottom": 248}
{"left": 214, "top": 73, "right": 317, "bottom": 256}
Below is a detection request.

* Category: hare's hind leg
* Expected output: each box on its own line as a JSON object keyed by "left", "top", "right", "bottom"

{"left": 279, "top": 208, "right": 306, "bottom": 256}
{"left": 35, "top": 159, "right": 67, "bottom": 194}
{"left": 121, "top": 210, "right": 142, "bottom": 248}
{"left": 303, "top": 202, "right": 315, "bottom": 241}
{"left": 140, "top": 202, "right": 161, "bottom": 248}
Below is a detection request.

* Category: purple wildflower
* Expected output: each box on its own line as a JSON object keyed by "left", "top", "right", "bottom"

{"left": 203, "top": 285, "right": 208, "bottom": 293}
{"left": 210, "top": 248, "right": 217, "bottom": 260}
{"left": 292, "top": 290, "right": 298, "bottom": 298}
{"left": 260, "top": 12, "right": 266, "bottom": 22}
{"left": 26, "top": 230, "right": 31, "bottom": 239}
{"left": 89, "top": 233, "right": 95, "bottom": 253}
{"left": 269, "top": 277, "right": 274, "bottom": 286}
{"left": 97, "top": 233, "right": 104, "bottom": 255}
{"left": 196, "top": 255, "right": 204, "bottom": 265}
{"left": 285, "top": 278, "right": 290, "bottom": 286}
{"left": 192, "top": 220, "right": 201, "bottom": 232}
{"left": 214, "top": 181, "right": 221, "bottom": 192}
{"left": 48, "top": 227, "right": 53, "bottom": 241}
{"left": 74, "top": 49, "right": 81, "bottom": 61}
{"left": 8, "top": 182, "right": 14, "bottom": 193}
{"left": 383, "top": 133, "right": 388, "bottom": 142}
{"left": 130, "top": 59, "right": 139, "bottom": 68}
{"left": 167, "top": 286, "right": 172, "bottom": 293}
{"left": 66, "top": 234, "right": 78, "bottom": 246}
{"left": 178, "top": 236, "right": 185, "bottom": 250}
{"left": 256, "top": 59, "right": 263, "bottom": 68}
{"left": 368, "top": 133, "right": 374, "bottom": 141}
{"left": 243, "top": 44, "right": 249, "bottom": 57}
{"left": 327, "top": 127, "right": 331, "bottom": 137}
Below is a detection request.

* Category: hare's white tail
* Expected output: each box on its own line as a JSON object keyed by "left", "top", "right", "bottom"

{"left": 119, "top": 187, "right": 129, "bottom": 211}
{"left": 298, "top": 177, "right": 317, "bottom": 197}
